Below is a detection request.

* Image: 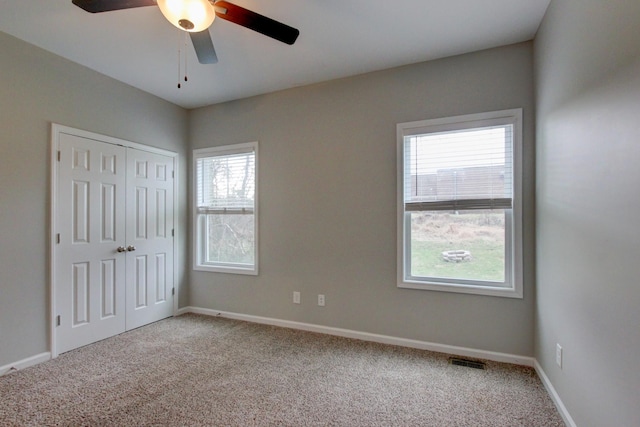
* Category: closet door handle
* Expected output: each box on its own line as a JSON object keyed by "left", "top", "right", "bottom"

{"left": 117, "top": 246, "right": 127, "bottom": 253}
{"left": 127, "top": 245, "right": 136, "bottom": 252}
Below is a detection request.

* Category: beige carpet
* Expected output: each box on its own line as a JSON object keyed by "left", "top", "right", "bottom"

{"left": 0, "top": 314, "right": 564, "bottom": 426}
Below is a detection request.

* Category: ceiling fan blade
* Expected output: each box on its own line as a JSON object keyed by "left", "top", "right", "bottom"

{"left": 214, "top": 1, "right": 299, "bottom": 45}
{"left": 72, "top": 0, "right": 157, "bottom": 13}
{"left": 190, "top": 30, "right": 218, "bottom": 64}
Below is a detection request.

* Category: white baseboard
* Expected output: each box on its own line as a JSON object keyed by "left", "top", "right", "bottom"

{"left": 0, "top": 352, "right": 51, "bottom": 377}
{"left": 177, "top": 306, "right": 536, "bottom": 367}
{"left": 534, "top": 360, "right": 577, "bottom": 427}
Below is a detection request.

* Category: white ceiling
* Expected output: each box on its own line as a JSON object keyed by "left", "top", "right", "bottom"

{"left": 0, "top": 0, "right": 550, "bottom": 109}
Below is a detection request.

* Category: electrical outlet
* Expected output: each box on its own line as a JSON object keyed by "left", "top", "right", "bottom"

{"left": 293, "top": 291, "right": 301, "bottom": 304}
{"left": 318, "top": 294, "right": 325, "bottom": 306}
{"left": 556, "top": 343, "right": 563, "bottom": 369}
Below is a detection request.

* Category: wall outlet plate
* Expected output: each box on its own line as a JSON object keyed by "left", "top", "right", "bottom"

{"left": 293, "top": 291, "right": 301, "bottom": 304}
{"left": 318, "top": 294, "right": 325, "bottom": 306}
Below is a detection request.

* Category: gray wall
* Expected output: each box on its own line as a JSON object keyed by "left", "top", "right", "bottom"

{"left": 4, "top": 2, "right": 640, "bottom": 420}
{"left": 189, "top": 42, "right": 536, "bottom": 356}
{"left": 534, "top": 1, "right": 640, "bottom": 425}
{"left": 0, "top": 32, "right": 189, "bottom": 367}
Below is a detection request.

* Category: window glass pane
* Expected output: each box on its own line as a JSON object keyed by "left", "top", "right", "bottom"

{"left": 404, "top": 125, "right": 512, "bottom": 204}
{"left": 206, "top": 213, "right": 255, "bottom": 265}
{"left": 197, "top": 152, "right": 255, "bottom": 210}
{"left": 409, "top": 210, "right": 505, "bottom": 283}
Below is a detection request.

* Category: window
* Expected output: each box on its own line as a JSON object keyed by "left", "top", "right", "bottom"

{"left": 193, "top": 142, "right": 258, "bottom": 275}
{"left": 397, "top": 110, "right": 522, "bottom": 297}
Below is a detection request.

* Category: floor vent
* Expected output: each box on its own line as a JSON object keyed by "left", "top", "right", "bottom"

{"left": 449, "top": 357, "right": 486, "bottom": 370}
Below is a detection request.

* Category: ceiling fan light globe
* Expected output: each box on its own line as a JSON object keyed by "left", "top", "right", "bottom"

{"left": 157, "top": 0, "right": 215, "bottom": 32}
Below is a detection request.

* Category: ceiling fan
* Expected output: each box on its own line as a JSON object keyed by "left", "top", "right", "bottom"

{"left": 72, "top": 0, "right": 300, "bottom": 64}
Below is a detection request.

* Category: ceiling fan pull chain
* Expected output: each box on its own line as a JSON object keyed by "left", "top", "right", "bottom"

{"left": 178, "top": 38, "right": 182, "bottom": 89}
{"left": 177, "top": 47, "right": 181, "bottom": 89}
{"left": 184, "top": 31, "right": 188, "bottom": 83}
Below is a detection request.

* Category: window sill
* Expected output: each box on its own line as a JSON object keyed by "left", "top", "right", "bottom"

{"left": 398, "top": 280, "right": 522, "bottom": 298}
{"left": 194, "top": 264, "right": 258, "bottom": 276}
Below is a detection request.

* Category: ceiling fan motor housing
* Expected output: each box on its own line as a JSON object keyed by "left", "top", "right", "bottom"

{"left": 157, "top": 0, "right": 216, "bottom": 32}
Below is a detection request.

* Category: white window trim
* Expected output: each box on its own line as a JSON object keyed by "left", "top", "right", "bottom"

{"left": 193, "top": 142, "right": 259, "bottom": 275}
{"left": 397, "top": 109, "right": 523, "bottom": 298}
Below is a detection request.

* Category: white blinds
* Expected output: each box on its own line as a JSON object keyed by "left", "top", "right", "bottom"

{"left": 196, "top": 149, "right": 255, "bottom": 214}
{"left": 404, "top": 125, "right": 513, "bottom": 211}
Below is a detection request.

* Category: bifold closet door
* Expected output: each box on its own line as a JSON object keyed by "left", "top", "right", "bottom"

{"left": 124, "top": 148, "right": 174, "bottom": 330}
{"left": 56, "top": 134, "right": 127, "bottom": 354}
{"left": 55, "top": 133, "right": 174, "bottom": 354}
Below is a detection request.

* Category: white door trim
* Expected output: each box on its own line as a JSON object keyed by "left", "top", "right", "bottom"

{"left": 49, "top": 123, "right": 180, "bottom": 358}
